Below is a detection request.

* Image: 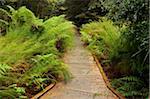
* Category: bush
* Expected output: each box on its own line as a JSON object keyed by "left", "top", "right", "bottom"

{"left": 0, "top": 6, "right": 75, "bottom": 98}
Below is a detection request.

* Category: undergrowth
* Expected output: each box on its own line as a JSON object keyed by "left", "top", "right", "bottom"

{"left": 0, "top": 6, "right": 75, "bottom": 98}
{"left": 111, "top": 76, "right": 148, "bottom": 98}
{"left": 80, "top": 18, "right": 122, "bottom": 60}
{"left": 80, "top": 18, "right": 148, "bottom": 98}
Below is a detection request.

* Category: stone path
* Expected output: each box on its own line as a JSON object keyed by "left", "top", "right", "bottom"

{"left": 40, "top": 34, "right": 118, "bottom": 99}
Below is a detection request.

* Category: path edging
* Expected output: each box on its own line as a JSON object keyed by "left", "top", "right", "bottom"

{"left": 31, "top": 83, "right": 56, "bottom": 99}
{"left": 31, "top": 55, "right": 125, "bottom": 99}
{"left": 93, "top": 55, "right": 125, "bottom": 99}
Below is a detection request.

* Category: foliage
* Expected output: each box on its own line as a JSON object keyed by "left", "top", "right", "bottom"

{"left": 111, "top": 76, "right": 148, "bottom": 98}
{"left": 16, "top": 0, "right": 64, "bottom": 18}
{"left": 81, "top": 18, "right": 121, "bottom": 60}
{"left": 104, "top": 0, "right": 149, "bottom": 68}
{"left": 0, "top": 0, "right": 6, "bottom": 6}
{"left": 104, "top": 0, "right": 148, "bottom": 24}
{"left": 0, "top": 7, "right": 12, "bottom": 36}
{"left": 103, "top": 1, "right": 149, "bottom": 98}
{"left": 0, "top": 7, "right": 12, "bottom": 21}
{"left": 80, "top": 16, "right": 148, "bottom": 98}
{"left": 0, "top": 6, "right": 75, "bottom": 98}
{"left": 0, "top": 0, "right": 66, "bottom": 18}
{"left": 0, "top": 0, "right": 148, "bottom": 98}
{"left": 0, "top": 84, "right": 26, "bottom": 98}
{"left": 64, "top": 0, "right": 107, "bottom": 26}
{"left": 0, "top": 63, "right": 11, "bottom": 74}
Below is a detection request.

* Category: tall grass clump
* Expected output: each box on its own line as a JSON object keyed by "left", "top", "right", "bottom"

{"left": 0, "top": 6, "right": 75, "bottom": 98}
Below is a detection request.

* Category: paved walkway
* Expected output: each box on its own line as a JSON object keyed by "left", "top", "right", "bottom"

{"left": 40, "top": 34, "right": 118, "bottom": 99}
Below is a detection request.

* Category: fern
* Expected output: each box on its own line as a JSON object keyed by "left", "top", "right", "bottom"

{"left": 0, "top": 85, "right": 26, "bottom": 98}
{"left": 0, "top": 7, "right": 75, "bottom": 98}
{"left": 7, "top": 5, "right": 16, "bottom": 13}
{"left": 0, "top": 19, "right": 9, "bottom": 26}
{"left": 111, "top": 76, "right": 148, "bottom": 98}
{"left": 0, "top": 64, "right": 11, "bottom": 75}
{"left": 0, "top": 8, "right": 12, "bottom": 20}
{"left": 80, "top": 18, "right": 149, "bottom": 98}
{"left": 80, "top": 17, "right": 122, "bottom": 59}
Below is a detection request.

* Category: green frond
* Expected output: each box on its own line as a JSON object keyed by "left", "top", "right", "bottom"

{"left": 0, "top": 8, "right": 12, "bottom": 19}
{"left": 80, "top": 17, "right": 121, "bottom": 58}
{"left": 0, "top": 7, "right": 75, "bottom": 98}
{"left": 0, "top": 19, "right": 9, "bottom": 26}
{"left": 111, "top": 76, "right": 148, "bottom": 97}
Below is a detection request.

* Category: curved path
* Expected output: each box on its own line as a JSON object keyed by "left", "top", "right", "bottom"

{"left": 40, "top": 34, "right": 118, "bottom": 99}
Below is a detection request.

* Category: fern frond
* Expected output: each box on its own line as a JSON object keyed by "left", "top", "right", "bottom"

{"left": 0, "top": 8, "right": 12, "bottom": 19}
{"left": 119, "top": 76, "right": 141, "bottom": 82}
{"left": 7, "top": 5, "right": 15, "bottom": 13}
{"left": 111, "top": 76, "right": 148, "bottom": 97}
{"left": 0, "top": 19, "right": 9, "bottom": 25}
{"left": 0, "top": 64, "right": 11, "bottom": 75}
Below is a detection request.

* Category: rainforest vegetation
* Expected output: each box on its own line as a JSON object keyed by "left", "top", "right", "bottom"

{"left": 0, "top": 0, "right": 149, "bottom": 98}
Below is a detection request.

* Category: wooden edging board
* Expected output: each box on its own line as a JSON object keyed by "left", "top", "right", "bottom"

{"left": 31, "top": 55, "right": 124, "bottom": 99}
{"left": 93, "top": 55, "right": 125, "bottom": 99}
{"left": 31, "top": 83, "right": 56, "bottom": 99}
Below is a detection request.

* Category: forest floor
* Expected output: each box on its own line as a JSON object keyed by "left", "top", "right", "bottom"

{"left": 40, "top": 34, "right": 118, "bottom": 99}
